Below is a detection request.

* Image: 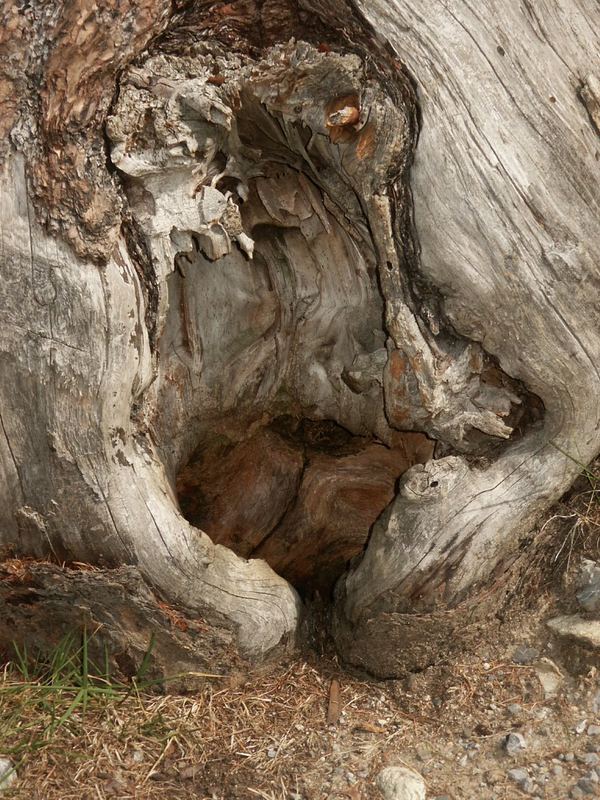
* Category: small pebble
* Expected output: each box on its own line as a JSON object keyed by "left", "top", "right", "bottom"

{"left": 267, "top": 748, "right": 277, "bottom": 759}
{"left": 512, "top": 645, "right": 540, "bottom": 665}
{"left": 0, "top": 759, "right": 17, "bottom": 791}
{"left": 507, "top": 703, "right": 523, "bottom": 716}
{"left": 566, "top": 753, "right": 576, "bottom": 762}
{"left": 377, "top": 766, "right": 426, "bottom": 800}
{"left": 584, "top": 754, "right": 600, "bottom": 767}
{"left": 589, "top": 726, "right": 600, "bottom": 737}
{"left": 577, "top": 777, "right": 599, "bottom": 795}
{"left": 504, "top": 732, "right": 527, "bottom": 756}
{"left": 415, "top": 744, "right": 430, "bottom": 762}
{"left": 576, "top": 720, "right": 589, "bottom": 734}
{"left": 507, "top": 767, "right": 529, "bottom": 785}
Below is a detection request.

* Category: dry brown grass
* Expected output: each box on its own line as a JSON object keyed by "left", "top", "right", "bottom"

{"left": 0, "top": 637, "right": 559, "bottom": 800}
{"left": 541, "top": 456, "right": 600, "bottom": 581}
{"left": 0, "top": 652, "right": 411, "bottom": 800}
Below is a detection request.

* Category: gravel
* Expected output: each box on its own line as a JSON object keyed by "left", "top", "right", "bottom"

{"left": 584, "top": 754, "right": 600, "bottom": 767}
{"left": 576, "top": 777, "right": 599, "bottom": 795}
{"left": 576, "top": 720, "right": 589, "bottom": 735}
{"left": 507, "top": 767, "right": 529, "bottom": 785}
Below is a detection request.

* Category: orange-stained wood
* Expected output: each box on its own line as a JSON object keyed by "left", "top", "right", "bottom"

{"left": 178, "top": 423, "right": 433, "bottom": 594}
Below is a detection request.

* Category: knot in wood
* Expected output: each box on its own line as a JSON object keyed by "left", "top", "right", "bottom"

{"left": 400, "top": 457, "right": 468, "bottom": 502}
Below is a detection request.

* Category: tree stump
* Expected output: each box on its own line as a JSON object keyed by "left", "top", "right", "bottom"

{"left": 1, "top": 0, "right": 599, "bottom": 675}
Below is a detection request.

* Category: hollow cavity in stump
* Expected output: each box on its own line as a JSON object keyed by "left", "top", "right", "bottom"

{"left": 107, "top": 36, "right": 534, "bottom": 598}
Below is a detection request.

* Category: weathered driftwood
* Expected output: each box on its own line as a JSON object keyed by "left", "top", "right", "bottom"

{"left": 1, "top": 0, "right": 599, "bottom": 675}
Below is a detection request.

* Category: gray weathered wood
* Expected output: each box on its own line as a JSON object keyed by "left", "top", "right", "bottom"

{"left": 0, "top": 153, "right": 301, "bottom": 659}
{"left": 1, "top": 0, "right": 599, "bottom": 675}
{"left": 333, "top": 0, "right": 600, "bottom": 674}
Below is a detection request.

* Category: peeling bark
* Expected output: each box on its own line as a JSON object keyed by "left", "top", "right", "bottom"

{"left": 1, "top": 0, "right": 599, "bottom": 676}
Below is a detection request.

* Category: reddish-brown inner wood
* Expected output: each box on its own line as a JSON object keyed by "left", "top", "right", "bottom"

{"left": 177, "top": 419, "right": 432, "bottom": 595}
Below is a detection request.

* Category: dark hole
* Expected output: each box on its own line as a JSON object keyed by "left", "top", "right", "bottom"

{"left": 430, "top": 480, "right": 439, "bottom": 488}
{"left": 177, "top": 417, "right": 432, "bottom": 600}
{"left": 114, "top": 651, "right": 138, "bottom": 679}
{"left": 5, "top": 589, "right": 42, "bottom": 606}
{"left": 216, "top": 175, "right": 244, "bottom": 202}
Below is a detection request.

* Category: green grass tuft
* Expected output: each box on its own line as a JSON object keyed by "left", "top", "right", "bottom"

{"left": 0, "top": 627, "right": 156, "bottom": 772}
